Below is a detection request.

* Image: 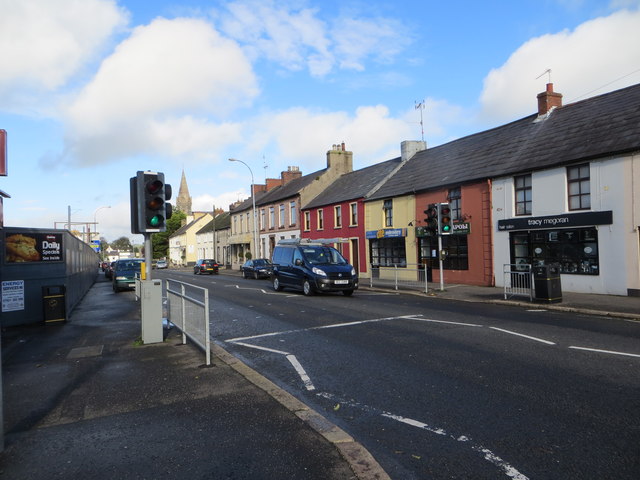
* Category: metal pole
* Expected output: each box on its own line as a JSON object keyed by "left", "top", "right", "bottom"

{"left": 438, "top": 234, "right": 444, "bottom": 291}
{"left": 229, "top": 158, "right": 258, "bottom": 259}
{"left": 145, "top": 234, "right": 152, "bottom": 280}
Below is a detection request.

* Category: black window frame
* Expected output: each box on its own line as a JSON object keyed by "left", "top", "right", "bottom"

{"left": 514, "top": 174, "right": 532, "bottom": 216}
{"left": 567, "top": 164, "right": 590, "bottom": 211}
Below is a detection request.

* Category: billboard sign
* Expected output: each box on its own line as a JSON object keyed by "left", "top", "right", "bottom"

{"left": 5, "top": 232, "right": 64, "bottom": 263}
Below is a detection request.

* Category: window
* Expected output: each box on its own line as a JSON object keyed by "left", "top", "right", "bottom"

{"left": 567, "top": 164, "right": 590, "bottom": 210}
{"left": 304, "top": 211, "right": 311, "bottom": 231}
{"left": 448, "top": 187, "right": 461, "bottom": 221}
{"left": 246, "top": 212, "right": 250, "bottom": 232}
{"left": 279, "top": 204, "right": 285, "bottom": 227}
{"left": 370, "top": 237, "right": 406, "bottom": 267}
{"left": 239, "top": 214, "right": 244, "bottom": 233}
{"left": 383, "top": 199, "right": 393, "bottom": 227}
{"left": 260, "top": 209, "right": 266, "bottom": 230}
{"left": 317, "top": 209, "right": 324, "bottom": 230}
{"left": 289, "top": 201, "right": 296, "bottom": 226}
{"left": 515, "top": 174, "right": 532, "bottom": 215}
{"left": 419, "top": 235, "right": 468, "bottom": 270}
{"left": 334, "top": 205, "right": 342, "bottom": 228}
{"left": 233, "top": 216, "right": 237, "bottom": 234}
{"left": 350, "top": 202, "right": 358, "bottom": 226}
{"left": 269, "top": 207, "right": 275, "bottom": 229}
{"left": 509, "top": 227, "right": 599, "bottom": 275}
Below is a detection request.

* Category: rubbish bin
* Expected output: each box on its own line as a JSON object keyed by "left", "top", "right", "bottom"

{"left": 43, "top": 285, "right": 66, "bottom": 323}
{"left": 533, "top": 264, "right": 562, "bottom": 303}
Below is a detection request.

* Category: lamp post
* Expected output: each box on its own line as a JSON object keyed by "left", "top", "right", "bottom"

{"left": 228, "top": 158, "right": 258, "bottom": 260}
{"left": 93, "top": 206, "right": 111, "bottom": 251}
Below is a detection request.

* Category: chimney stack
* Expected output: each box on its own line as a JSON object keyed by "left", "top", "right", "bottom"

{"left": 537, "top": 83, "right": 563, "bottom": 116}
{"left": 281, "top": 166, "right": 302, "bottom": 185}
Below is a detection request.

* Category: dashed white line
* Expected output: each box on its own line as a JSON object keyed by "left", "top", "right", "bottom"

{"left": 489, "top": 327, "right": 556, "bottom": 345}
{"left": 568, "top": 346, "right": 640, "bottom": 358}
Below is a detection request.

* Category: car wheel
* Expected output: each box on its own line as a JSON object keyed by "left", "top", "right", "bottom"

{"left": 254, "top": 272, "right": 259, "bottom": 280}
{"left": 273, "top": 276, "right": 283, "bottom": 291}
{"left": 194, "top": 269, "right": 198, "bottom": 275}
{"left": 303, "top": 279, "right": 314, "bottom": 296}
{"left": 343, "top": 289, "right": 354, "bottom": 296}
{"left": 242, "top": 270, "right": 247, "bottom": 279}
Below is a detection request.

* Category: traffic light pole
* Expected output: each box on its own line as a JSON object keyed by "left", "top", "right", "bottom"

{"left": 144, "top": 234, "right": 152, "bottom": 280}
{"left": 438, "top": 234, "right": 445, "bottom": 291}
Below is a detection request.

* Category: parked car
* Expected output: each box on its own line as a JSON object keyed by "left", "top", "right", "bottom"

{"left": 194, "top": 259, "right": 219, "bottom": 275}
{"left": 241, "top": 258, "right": 273, "bottom": 279}
{"left": 155, "top": 259, "right": 168, "bottom": 269}
{"left": 104, "top": 261, "right": 116, "bottom": 280}
{"left": 112, "top": 259, "right": 144, "bottom": 292}
{"left": 271, "top": 241, "right": 358, "bottom": 296}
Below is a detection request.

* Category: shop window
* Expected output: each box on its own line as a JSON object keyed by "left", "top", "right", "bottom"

{"left": 509, "top": 227, "right": 599, "bottom": 275}
{"left": 567, "top": 164, "right": 590, "bottom": 210}
{"left": 419, "top": 235, "right": 468, "bottom": 270}
{"left": 370, "top": 237, "right": 406, "bottom": 267}
{"left": 515, "top": 174, "right": 532, "bottom": 215}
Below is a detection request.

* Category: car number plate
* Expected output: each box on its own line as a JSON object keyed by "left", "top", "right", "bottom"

{"left": 334, "top": 280, "right": 349, "bottom": 285}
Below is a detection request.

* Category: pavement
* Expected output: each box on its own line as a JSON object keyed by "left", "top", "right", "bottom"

{"left": 1, "top": 270, "right": 638, "bottom": 480}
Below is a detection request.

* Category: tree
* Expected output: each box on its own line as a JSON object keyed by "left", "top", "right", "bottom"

{"left": 111, "top": 236, "right": 133, "bottom": 251}
{"left": 152, "top": 208, "right": 186, "bottom": 259}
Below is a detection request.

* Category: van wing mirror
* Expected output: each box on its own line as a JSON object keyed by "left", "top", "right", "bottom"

{"left": 295, "top": 258, "right": 304, "bottom": 266}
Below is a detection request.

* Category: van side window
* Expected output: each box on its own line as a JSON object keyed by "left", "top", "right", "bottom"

{"left": 293, "top": 249, "right": 303, "bottom": 265}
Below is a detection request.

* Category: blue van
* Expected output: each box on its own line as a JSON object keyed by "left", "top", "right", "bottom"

{"left": 271, "top": 240, "right": 358, "bottom": 296}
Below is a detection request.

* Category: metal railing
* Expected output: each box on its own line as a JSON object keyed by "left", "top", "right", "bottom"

{"left": 166, "top": 278, "right": 211, "bottom": 365}
{"left": 369, "top": 264, "right": 430, "bottom": 293}
{"left": 503, "top": 264, "right": 533, "bottom": 301}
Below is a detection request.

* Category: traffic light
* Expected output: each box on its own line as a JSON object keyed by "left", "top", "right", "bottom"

{"left": 130, "top": 171, "right": 172, "bottom": 234}
{"left": 423, "top": 203, "right": 438, "bottom": 235}
{"left": 438, "top": 203, "right": 452, "bottom": 235}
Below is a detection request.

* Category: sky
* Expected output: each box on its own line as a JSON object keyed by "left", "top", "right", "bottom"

{"left": 1, "top": 0, "right": 640, "bottom": 243}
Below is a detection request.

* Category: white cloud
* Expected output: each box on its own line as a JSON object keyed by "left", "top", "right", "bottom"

{"left": 0, "top": 0, "right": 128, "bottom": 111}
{"left": 247, "top": 104, "right": 414, "bottom": 170}
{"left": 480, "top": 9, "right": 640, "bottom": 122}
{"left": 217, "top": 0, "right": 409, "bottom": 77}
{"left": 62, "top": 17, "right": 259, "bottom": 166}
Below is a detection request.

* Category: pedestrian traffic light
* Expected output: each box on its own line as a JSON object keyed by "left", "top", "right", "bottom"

{"left": 130, "top": 171, "right": 172, "bottom": 234}
{"left": 438, "top": 203, "right": 452, "bottom": 235}
{"left": 423, "top": 203, "right": 438, "bottom": 235}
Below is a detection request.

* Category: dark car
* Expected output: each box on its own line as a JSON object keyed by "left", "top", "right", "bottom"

{"left": 112, "top": 259, "right": 144, "bottom": 292}
{"left": 104, "top": 261, "right": 116, "bottom": 280}
{"left": 271, "top": 241, "right": 358, "bottom": 296}
{"left": 194, "top": 259, "right": 219, "bottom": 275}
{"left": 241, "top": 258, "right": 273, "bottom": 279}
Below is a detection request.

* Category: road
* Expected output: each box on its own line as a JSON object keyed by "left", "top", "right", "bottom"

{"left": 155, "top": 269, "right": 640, "bottom": 480}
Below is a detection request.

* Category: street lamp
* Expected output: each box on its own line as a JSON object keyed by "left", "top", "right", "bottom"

{"left": 93, "top": 205, "right": 111, "bottom": 244}
{"left": 228, "top": 158, "right": 258, "bottom": 260}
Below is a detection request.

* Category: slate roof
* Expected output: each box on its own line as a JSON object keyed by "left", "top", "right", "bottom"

{"left": 304, "top": 157, "right": 403, "bottom": 209}
{"left": 196, "top": 212, "right": 231, "bottom": 235}
{"left": 229, "top": 190, "right": 269, "bottom": 213}
{"left": 256, "top": 168, "right": 326, "bottom": 206}
{"left": 368, "top": 83, "right": 640, "bottom": 201}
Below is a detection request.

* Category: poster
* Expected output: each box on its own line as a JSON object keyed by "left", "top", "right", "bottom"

{"left": 2, "top": 280, "right": 24, "bottom": 312}
{"left": 5, "top": 232, "right": 63, "bottom": 263}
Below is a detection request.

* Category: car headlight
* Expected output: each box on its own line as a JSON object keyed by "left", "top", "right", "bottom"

{"left": 115, "top": 276, "right": 127, "bottom": 281}
{"left": 351, "top": 267, "right": 356, "bottom": 276}
{"left": 312, "top": 267, "right": 327, "bottom": 276}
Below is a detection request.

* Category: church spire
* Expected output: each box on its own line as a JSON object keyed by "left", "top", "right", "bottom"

{"left": 176, "top": 169, "right": 192, "bottom": 215}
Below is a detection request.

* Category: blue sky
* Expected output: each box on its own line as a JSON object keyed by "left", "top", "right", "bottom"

{"left": 1, "top": 0, "right": 639, "bottom": 242}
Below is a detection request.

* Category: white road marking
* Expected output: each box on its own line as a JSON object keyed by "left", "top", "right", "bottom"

{"left": 490, "top": 327, "right": 556, "bottom": 345}
{"left": 410, "top": 317, "right": 483, "bottom": 327}
{"left": 287, "top": 355, "right": 316, "bottom": 391}
{"left": 569, "top": 346, "right": 640, "bottom": 358}
{"left": 319, "top": 392, "right": 529, "bottom": 480}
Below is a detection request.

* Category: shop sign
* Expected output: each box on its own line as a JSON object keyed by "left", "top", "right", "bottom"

{"left": 5, "top": 232, "right": 64, "bottom": 263}
{"left": 2, "top": 280, "right": 24, "bottom": 312}
{"left": 416, "top": 222, "right": 470, "bottom": 237}
{"left": 497, "top": 211, "right": 613, "bottom": 231}
{"left": 366, "top": 228, "right": 407, "bottom": 239}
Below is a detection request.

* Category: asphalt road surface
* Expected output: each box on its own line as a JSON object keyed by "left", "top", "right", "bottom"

{"left": 157, "top": 270, "right": 640, "bottom": 480}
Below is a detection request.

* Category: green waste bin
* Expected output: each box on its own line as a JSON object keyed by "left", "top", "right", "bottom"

{"left": 533, "top": 264, "right": 562, "bottom": 303}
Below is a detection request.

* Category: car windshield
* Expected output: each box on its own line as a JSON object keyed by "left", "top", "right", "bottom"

{"left": 253, "top": 259, "right": 270, "bottom": 266}
{"left": 203, "top": 260, "right": 216, "bottom": 265}
{"left": 301, "top": 246, "right": 347, "bottom": 265}
{"left": 118, "top": 260, "right": 142, "bottom": 270}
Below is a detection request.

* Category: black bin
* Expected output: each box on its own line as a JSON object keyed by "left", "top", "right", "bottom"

{"left": 43, "top": 285, "right": 66, "bottom": 323}
{"left": 533, "top": 264, "right": 562, "bottom": 303}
